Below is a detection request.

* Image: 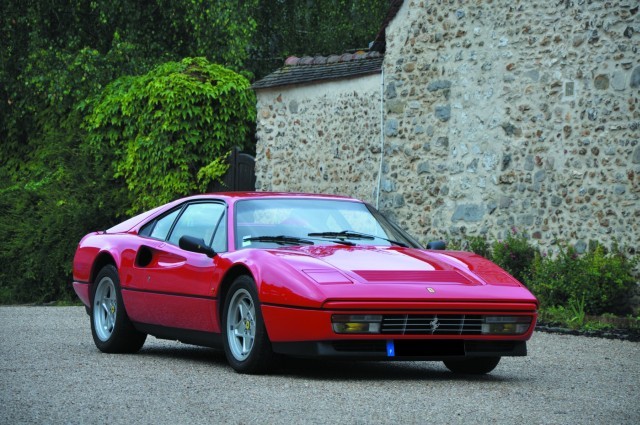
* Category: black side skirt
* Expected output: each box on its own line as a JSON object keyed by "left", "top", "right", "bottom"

{"left": 133, "top": 322, "right": 222, "bottom": 349}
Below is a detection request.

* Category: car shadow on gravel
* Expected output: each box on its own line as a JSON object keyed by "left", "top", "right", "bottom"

{"left": 271, "top": 358, "right": 523, "bottom": 382}
{"left": 134, "top": 340, "right": 524, "bottom": 382}
{"left": 138, "top": 344, "right": 227, "bottom": 365}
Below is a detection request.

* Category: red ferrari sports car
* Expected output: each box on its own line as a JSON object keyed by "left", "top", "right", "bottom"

{"left": 72, "top": 192, "right": 538, "bottom": 374}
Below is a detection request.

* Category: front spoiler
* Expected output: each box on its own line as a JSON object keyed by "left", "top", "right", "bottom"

{"left": 72, "top": 281, "right": 90, "bottom": 308}
{"left": 272, "top": 339, "right": 527, "bottom": 360}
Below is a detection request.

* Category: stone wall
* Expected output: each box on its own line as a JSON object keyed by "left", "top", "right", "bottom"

{"left": 380, "top": 0, "right": 639, "bottom": 253}
{"left": 255, "top": 75, "right": 383, "bottom": 204}
{"left": 255, "top": 0, "right": 639, "bottom": 255}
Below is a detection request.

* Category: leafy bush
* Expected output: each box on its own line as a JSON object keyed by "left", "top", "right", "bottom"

{"left": 527, "top": 244, "right": 638, "bottom": 315}
{"left": 444, "top": 236, "right": 490, "bottom": 257}
{"left": 467, "top": 235, "right": 491, "bottom": 259}
{"left": 83, "top": 57, "right": 256, "bottom": 214}
{"left": 491, "top": 229, "right": 538, "bottom": 284}
{"left": 445, "top": 232, "right": 638, "bottom": 316}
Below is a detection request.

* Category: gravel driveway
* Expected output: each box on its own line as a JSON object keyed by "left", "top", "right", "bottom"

{"left": 1, "top": 306, "right": 638, "bottom": 424}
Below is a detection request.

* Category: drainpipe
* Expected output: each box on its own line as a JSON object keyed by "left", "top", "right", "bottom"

{"left": 376, "top": 68, "right": 385, "bottom": 210}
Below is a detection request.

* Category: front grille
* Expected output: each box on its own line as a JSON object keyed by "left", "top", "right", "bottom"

{"left": 381, "top": 314, "right": 483, "bottom": 335}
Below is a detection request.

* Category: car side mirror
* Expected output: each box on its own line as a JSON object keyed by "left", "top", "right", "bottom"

{"left": 426, "top": 240, "right": 446, "bottom": 250}
{"left": 179, "top": 235, "right": 217, "bottom": 258}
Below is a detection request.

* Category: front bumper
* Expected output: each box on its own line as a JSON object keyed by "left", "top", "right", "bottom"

{"left": 262, "top": 302, "right": 536, "bottom": 360}
{"left": 273, "top": 340, "right": 527, "bottom": 360}
{"left": 262, "top": 303, "right": 537, "bottom": 341}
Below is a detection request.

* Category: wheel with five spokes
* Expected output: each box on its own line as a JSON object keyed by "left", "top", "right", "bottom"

{"left": 90, "top": 265, "right": 146, "bottom": 353}
{"left": 222, "top": 275, "right": 274, "bottom": 374}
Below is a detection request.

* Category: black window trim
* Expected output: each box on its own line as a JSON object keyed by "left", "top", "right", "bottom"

{"left": 140, "top": 200, "right": 228, "bottom": 250}
{"left": 139, "top": 205, "right": 185, "bottom": 240}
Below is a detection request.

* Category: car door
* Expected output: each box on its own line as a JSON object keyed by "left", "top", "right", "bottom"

{"left": 125, "top": 201, "right": 227, "bottom": 332}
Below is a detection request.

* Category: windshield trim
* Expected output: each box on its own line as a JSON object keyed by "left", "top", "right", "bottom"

{"left": 233, "top": 197, "right": 422, "bottom": 251}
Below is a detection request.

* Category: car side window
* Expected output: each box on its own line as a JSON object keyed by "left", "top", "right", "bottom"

{"left": 211, "top": 209, "right": 227, "bottom": 253}
{"left": 168, "top": 202, "right": 226, "bottom": 250}
{"left": 139, "top": 209, "right": 181, "bottom": 240}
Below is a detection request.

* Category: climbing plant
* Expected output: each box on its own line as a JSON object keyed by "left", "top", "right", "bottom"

{"left": 0, "top": 0, "right": 388, "bottom": 303}
{"left": 84, "top": 57, "right": 256, "bottom": 213}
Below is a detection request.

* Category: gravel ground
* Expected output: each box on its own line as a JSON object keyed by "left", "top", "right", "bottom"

{"left": 1, "top": 306, "right": 638, "bottom": 424}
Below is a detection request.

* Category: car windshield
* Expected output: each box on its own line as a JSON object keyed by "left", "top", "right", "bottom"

{"left": 234, "top": 198, "right": 422, "bottom": 249}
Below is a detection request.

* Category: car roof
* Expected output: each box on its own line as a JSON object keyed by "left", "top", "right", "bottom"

{"left": 106, "top": 192, "right": 362, "bottom": 233}
{"left": 189, "top": 192, "right": 358, "bottom": 202}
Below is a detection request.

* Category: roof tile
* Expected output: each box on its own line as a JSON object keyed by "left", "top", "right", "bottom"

{"left": 251, "top": 0, "right": 401, "bottom": 90}
{"left": 252, "top": 51, "right": 383, "bottom": 90}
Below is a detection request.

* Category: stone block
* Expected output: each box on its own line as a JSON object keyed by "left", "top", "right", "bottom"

{"left": 524, "top": 155, "right": 535, "bottom": 171}
{"left": 417, "top": 162, "right": 430, "bottom": 174}
{"left": 380, "top": 179, "right": 395, "bottom": 192}
{"left": 632, "top": 146, "right": 640, "bottom": 164}
{"left": 386, "top": 81, "right": 397, "bottom": 99}
{"left": 631, "top": 66, "right": 640, "bottom": 88}
{"left": 518, "top": 215, "right": 535, "bottom": 226}
{"left": 499, "top": 196, "right": 511, "bottom": 209}
{"left": 427, "top": 80, "right": 452, "bottom": 92}
{"left": 452, "top": 204, "right": 485, "bottom": 222}
{"left": 387, "top": 99, "right": 405, "bottom": 114}
{"left": 385, "top": 119, "right": 399, "bottom": 137}
{"left": 611, "top": 72, "right": 627, "bottom": 91}
{"left": 434, "top": 105, "right": 451, "bottom": 122}
{"left": 594, "top": 74, "right": 609, "bottom": 90}
{"left": 466, "top": 158, "right": 478, "bottom": 173}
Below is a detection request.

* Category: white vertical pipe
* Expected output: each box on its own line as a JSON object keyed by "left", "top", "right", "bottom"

{"left": 376, "top": 68, "right": 385, "bottom": 210}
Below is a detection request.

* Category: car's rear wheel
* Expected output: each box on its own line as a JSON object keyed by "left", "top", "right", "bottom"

{"left": 222, "top": 275, "right": 274, "bottom": 374}
{"left": 90, "top": 265, "right": 146, "bottom": 353}
{"left": 443, "top": 357, "right": 501, "bottom": 374}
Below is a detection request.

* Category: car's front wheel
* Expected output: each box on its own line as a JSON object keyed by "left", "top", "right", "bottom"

{"left": 90, "top": 265, "right": 146, "bottom": 353}
{"left": 222, "top": 275, "right": 274, "bottom": 374}
{"left": 443, "top": 357, "right": 501, "bottom": 374}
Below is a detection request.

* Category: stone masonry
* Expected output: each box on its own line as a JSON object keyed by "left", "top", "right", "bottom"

{"left": 254, "top": 0, "right": 640, "bottom": 256}
{"left": 255, "top": 76, "right": 383, "bottom": 203}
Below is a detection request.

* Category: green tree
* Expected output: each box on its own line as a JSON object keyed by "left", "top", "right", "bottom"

{"left": 0, "top": 1, "right": 258, "bottom": 303}
{"left": 84, "top": 57, "right": 256, "bottom": 213}
{"left": 0, "top": 0, "right": 389, "bottom": 303}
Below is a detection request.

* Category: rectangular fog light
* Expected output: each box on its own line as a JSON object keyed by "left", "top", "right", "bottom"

{"left": 332, "top": 315, "right": 382, "bottom": 334}
{"left": 481, "top": 316, "right": 531, "bottom": 335}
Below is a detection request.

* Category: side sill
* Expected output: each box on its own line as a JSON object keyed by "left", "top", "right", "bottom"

{"left": 133, "top": 322, "right": 222, "bottom": 349}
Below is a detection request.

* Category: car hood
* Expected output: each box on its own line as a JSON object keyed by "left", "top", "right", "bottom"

{"left": 277, "top": 245, "right": 515, "bottom": 286}
{"left": 238, "top": 245, "right": 538, "bottom": 308}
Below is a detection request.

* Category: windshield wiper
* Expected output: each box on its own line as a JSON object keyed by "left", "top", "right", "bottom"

{"left": 307, "top": 230, "right": 408, "bottom": 247}
{"left": 244, "top": 235, "right": 315, "bottom": 246}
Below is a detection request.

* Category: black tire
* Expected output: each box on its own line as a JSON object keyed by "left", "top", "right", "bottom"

{"left": 443, "top": 357, "right": 501, "bottom": 375}
{"left": 222, "top": 275, "right": 274, "bottom": 374}
{"left": 90, "top": 265, "right": 146, "bottom": 353}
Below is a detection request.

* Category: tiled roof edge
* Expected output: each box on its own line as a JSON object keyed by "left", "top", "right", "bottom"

{"left": 283, "top": 50, "right": 382, "bottom": 66}
{"left": 252, "top": 54, "right": 383, "bottom": 90}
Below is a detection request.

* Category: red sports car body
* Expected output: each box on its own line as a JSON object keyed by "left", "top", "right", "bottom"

{"left": 73, "top": 192, "right": 538, "bottom": 374}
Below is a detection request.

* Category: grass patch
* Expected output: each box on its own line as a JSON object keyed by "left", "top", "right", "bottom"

{"left": 538, "top": 306, "right": 639, "bottom": 334}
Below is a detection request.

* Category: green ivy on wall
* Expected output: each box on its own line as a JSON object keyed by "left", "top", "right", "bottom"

{"left": 83, "top": 57, "right": 256, "bottom": 213}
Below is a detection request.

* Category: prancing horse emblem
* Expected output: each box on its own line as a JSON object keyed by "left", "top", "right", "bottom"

{"left": 430, "top": 317, "right": 440, "bottom": 332}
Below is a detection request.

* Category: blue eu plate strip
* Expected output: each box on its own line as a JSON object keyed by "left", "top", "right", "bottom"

{"left": 386, "top": 340, "right": 395, "bottom": 357}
